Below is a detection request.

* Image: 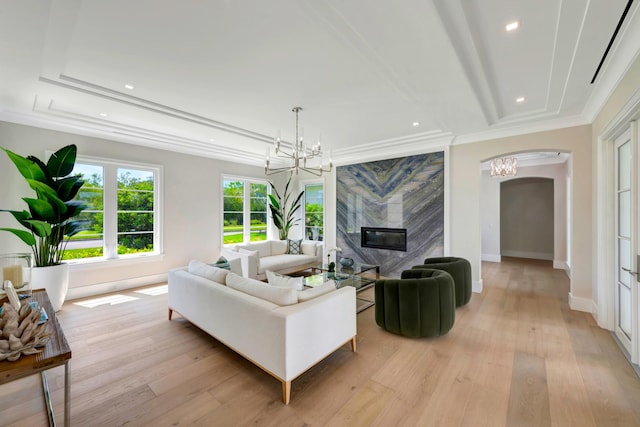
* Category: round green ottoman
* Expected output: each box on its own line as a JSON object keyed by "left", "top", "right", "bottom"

{"left": 413, "top": 257, "right": 471, "bottom": 307}
{"left": 374, "top": 269, "right": 455, "bottom": 338}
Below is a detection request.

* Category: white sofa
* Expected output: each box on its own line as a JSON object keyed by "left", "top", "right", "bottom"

{"left": 221, "top": 239, "right": 323, "bottom": 280}
{"left": 167, "top": 261, "right": 356, "bottom": 404}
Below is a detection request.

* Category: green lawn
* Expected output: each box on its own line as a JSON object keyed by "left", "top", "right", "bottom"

{"left": 224, "top": 232, "right": 267, "bottom": 244}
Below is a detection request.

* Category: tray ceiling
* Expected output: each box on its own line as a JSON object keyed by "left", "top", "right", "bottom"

{"left": 1, "top": 0, "right": 639, "bottom": 165}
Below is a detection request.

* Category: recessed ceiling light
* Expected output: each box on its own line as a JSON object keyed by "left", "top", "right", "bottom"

{"left": 506, "top": 21, "right": 520, "bottom": 32}
{"left": 412, "top": 122, "right": 420, "bottom": 127}
{"left": 99, "top": 112, "right": 108, "bottom": 117}
{"left": 209, "top": 138, "right": 215, "bottom": 142}
{"left": 516, "top": 97, "right": 526, "bottom": 103}
{"left": 124, "top": 84, "right": 135, "bottom": 90}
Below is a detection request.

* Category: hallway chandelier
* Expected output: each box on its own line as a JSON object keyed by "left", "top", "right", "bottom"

{"left": 490, "top": 157, "right": 517, "bottom": 177}
{"left": 264, "top": 107, "right": 332, "bottom": 176}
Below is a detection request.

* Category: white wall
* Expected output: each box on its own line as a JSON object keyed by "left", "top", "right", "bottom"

{"left": 481, "top": 161, "right": 568, "bottom": 271}
{"left": 450, "top": 124, "right": 592, "bottom": 303}
{"left": 0, "top": 121, "right": 265, "bottom": 298}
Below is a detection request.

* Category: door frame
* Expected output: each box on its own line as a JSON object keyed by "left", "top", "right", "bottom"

{"left": 614, "top": 129, "right": 636, "bottom": 354}
{"left": 596, "top": 89, "right": 640, "bottom": 364}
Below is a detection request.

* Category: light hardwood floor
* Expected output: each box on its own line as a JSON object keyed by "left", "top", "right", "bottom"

{"left": 2, "top": 257, "right": 640, "bottom": 426}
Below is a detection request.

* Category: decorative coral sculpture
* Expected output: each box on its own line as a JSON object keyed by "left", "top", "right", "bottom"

{"left": 0, "top": 302, "right": 50, "bottom": 362}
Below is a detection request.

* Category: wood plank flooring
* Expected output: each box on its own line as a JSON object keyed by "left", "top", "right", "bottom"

{"left": 2, "top": 257, "right": 640, "bottom": 426}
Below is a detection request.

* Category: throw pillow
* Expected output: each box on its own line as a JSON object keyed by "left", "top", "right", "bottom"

{"left": 266, "top": 270, "right": 304, "bottom": 290}
{"left": 226, "top": 272, "right": 298, "bottom": 306}
{"left": 212, "top": 256, "right": 230, "bottom": 270}
{"left": 270, "top": 239, "right": 288, "bottom": 255}
{"left": 287, "top": 239, "right": 302, "bottom": 255}
{"left": 301, "top": 241, "right": 317, "bottom": 256}
{"left": 188, "top": 260, "right": 229, "bottom": 284}
{"left": 297, "top": 280, "right": 337, "bottom": 302}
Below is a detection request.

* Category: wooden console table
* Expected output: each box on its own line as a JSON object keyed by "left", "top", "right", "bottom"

{"left": 0, "top": 289, "right": 71, "bottom": 426}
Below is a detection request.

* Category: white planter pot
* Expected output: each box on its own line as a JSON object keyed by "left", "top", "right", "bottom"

{"left": 31, "top": 264, "right": 69, "bottom": 312}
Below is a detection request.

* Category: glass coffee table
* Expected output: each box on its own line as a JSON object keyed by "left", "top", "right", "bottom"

{"left": 307, "top": 262, "right": 380, "bottom": 313}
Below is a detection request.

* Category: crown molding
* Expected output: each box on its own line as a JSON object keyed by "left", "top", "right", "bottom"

{"left": 0, "top": 108, "right": 266, "bottom": 166}
{"left": 333, "top": 130, "right": 454, "bottom": 166}
{"left": 451, "top": 114, "right": 590, "bottom": 146}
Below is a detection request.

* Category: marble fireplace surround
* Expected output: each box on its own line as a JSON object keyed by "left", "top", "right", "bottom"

{"left": 336, "top": 152, "right": 444, "bottom": 277}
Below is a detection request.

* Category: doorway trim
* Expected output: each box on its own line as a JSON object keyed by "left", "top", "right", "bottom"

{"left": 596, "top": 88, "right": 640, "bottom": 349}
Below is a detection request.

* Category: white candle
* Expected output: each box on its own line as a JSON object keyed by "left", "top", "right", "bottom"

{"left": 3, "top": 265, "right": 23, "bottom": 289}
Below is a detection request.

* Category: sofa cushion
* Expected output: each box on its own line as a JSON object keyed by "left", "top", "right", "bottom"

{"left": 266, "top": 270, "right": 304, "bottom": 290}
{"left": 238, "top": 240, "right": 271, "bottom": 258}
{"left": 226, "top": 272, "right": 298, "bottom": 306}
{"left": 258, "top": 254, "right": 318, "bottom": 274}
{"left": 271, "top": 240, "right": 288, "bottom": 256}
{"left": 287, "top": 239, "right": 302, "bottom": 254}
{"left": 297, "top": 280, "right": 336, "bottom": 302}
{"left": 301, "top": 241, "right": 317, "bottom": 256}
{"left": 188, "top": 260, "right": 229, "bottom": 284}
{"left": 238, "top": 248, "right": 259, "bottom": 258}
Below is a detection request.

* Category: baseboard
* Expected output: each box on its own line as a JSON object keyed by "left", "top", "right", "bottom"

{"left": 482, "top": 253, "right": 501, "bottom": 263}
{"left": 472, "top": 279, "right": 483, "bottom": 293}
{"left": 501, "top": 250, "right": 553, "bottom": 260}
{"left": 66, "top": 273, "right": 168, "bottom": 301}
{"left": 568, "top": 292, "right": 596, "bottom": 315}
{"left": 553, "top": 259, "right": 569, "bottom": 271}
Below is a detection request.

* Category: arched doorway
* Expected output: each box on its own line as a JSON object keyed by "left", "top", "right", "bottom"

{"left": 480, "top": 152, "right": 570, "bottom": 272}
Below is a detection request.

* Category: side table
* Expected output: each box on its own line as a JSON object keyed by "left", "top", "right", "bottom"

{"left": 0, "top": 289, "right": 72, "bottom": 426}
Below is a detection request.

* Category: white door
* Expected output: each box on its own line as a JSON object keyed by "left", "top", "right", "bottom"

{"left": 614, "top": 128, "right": 638, "bottom": 360}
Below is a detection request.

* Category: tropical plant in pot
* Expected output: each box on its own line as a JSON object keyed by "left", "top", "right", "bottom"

{"left": 268, "top": 174, "right": 304, "bottom": 240}
{"left": 0, "top": 144, "right": 87, "bottom": 311}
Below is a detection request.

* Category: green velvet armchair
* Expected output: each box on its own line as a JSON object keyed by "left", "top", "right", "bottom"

{"left": 374, "top": 268, "right": 455, "bottom": 338}
{"left": 413, "top": 256, "right": 472, "bottom": 307}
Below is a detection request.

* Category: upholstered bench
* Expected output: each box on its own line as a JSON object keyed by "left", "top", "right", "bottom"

{"left": 374, "top": 268, "right": 455, "bottom": 338}
{"left": 413, "top": 256, "right": 472, "bottom": 307}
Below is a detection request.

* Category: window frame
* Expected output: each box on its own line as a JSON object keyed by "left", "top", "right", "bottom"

{"left": 222, "top": 175, "right": 270, "bottom": 246}
{"left": 66, "top": 154, "right": 163, "bottom": 264}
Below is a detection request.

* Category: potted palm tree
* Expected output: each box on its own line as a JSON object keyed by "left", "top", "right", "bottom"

{"left": 268, "top": 175, "right": 304, "bottom": 240}
{"left": 0, "top": 144, "right": 87, "bottom": 311}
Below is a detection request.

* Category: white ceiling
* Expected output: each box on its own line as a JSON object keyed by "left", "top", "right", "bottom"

{"left": 1, "top": 0, "right": 639, "bottom": 167}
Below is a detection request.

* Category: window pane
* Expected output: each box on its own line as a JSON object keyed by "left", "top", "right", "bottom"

{"left": 224, "top": 213, "right": 244, "bottom": 244}
{"left": 250, "top": 212, "right": 267, "bottom": 242}
{"left": 117, "top": 168, "right": 155, "bottom": 256}
{"left": 250, "top": 183, "right": 267, "bottom": 197}
{"left": 118, "top": 232, "right": 154, "bottom": 254}
{"left": 64, "top": 163, "right": 105, "bottom": 260}
{"left": 224, "top": 197, "right": 243, "bottom": 211}
{"left": 224, "top": 180, "right": 244, "bottom": 196}
{"left": 305, "top": 183, "right": 324, "bottom": 241}
{"left": 250, "top": 197, "right": 266, "bottom": 211}
{"left": 249, "top": 183, "right": 267, "bottom": 242}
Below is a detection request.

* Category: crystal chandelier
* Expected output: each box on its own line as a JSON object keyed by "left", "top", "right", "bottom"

{"left": 264, "top": 107, "right": 332, "bottom": 176}
{"left": 490, "top": 157, "right": 517, "bottom": 177}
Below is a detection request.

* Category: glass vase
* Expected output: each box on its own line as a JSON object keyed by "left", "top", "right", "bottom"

{"left": 0, "top": 253, "right": 33, "bottom": 299}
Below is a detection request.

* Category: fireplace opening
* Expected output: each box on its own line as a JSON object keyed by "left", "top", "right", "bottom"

{"left": 361, "top": 227, "right": 407, "bottom": 252}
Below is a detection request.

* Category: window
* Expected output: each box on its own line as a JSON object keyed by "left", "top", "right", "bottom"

{"left": 223, "top": 177, "right": 268, "bottom": 244}
{"left": 64, "top": 158, "right": 161, "bottom": 261}
{"left": 304, "top": 182, "right": 324, "bottom": 241}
